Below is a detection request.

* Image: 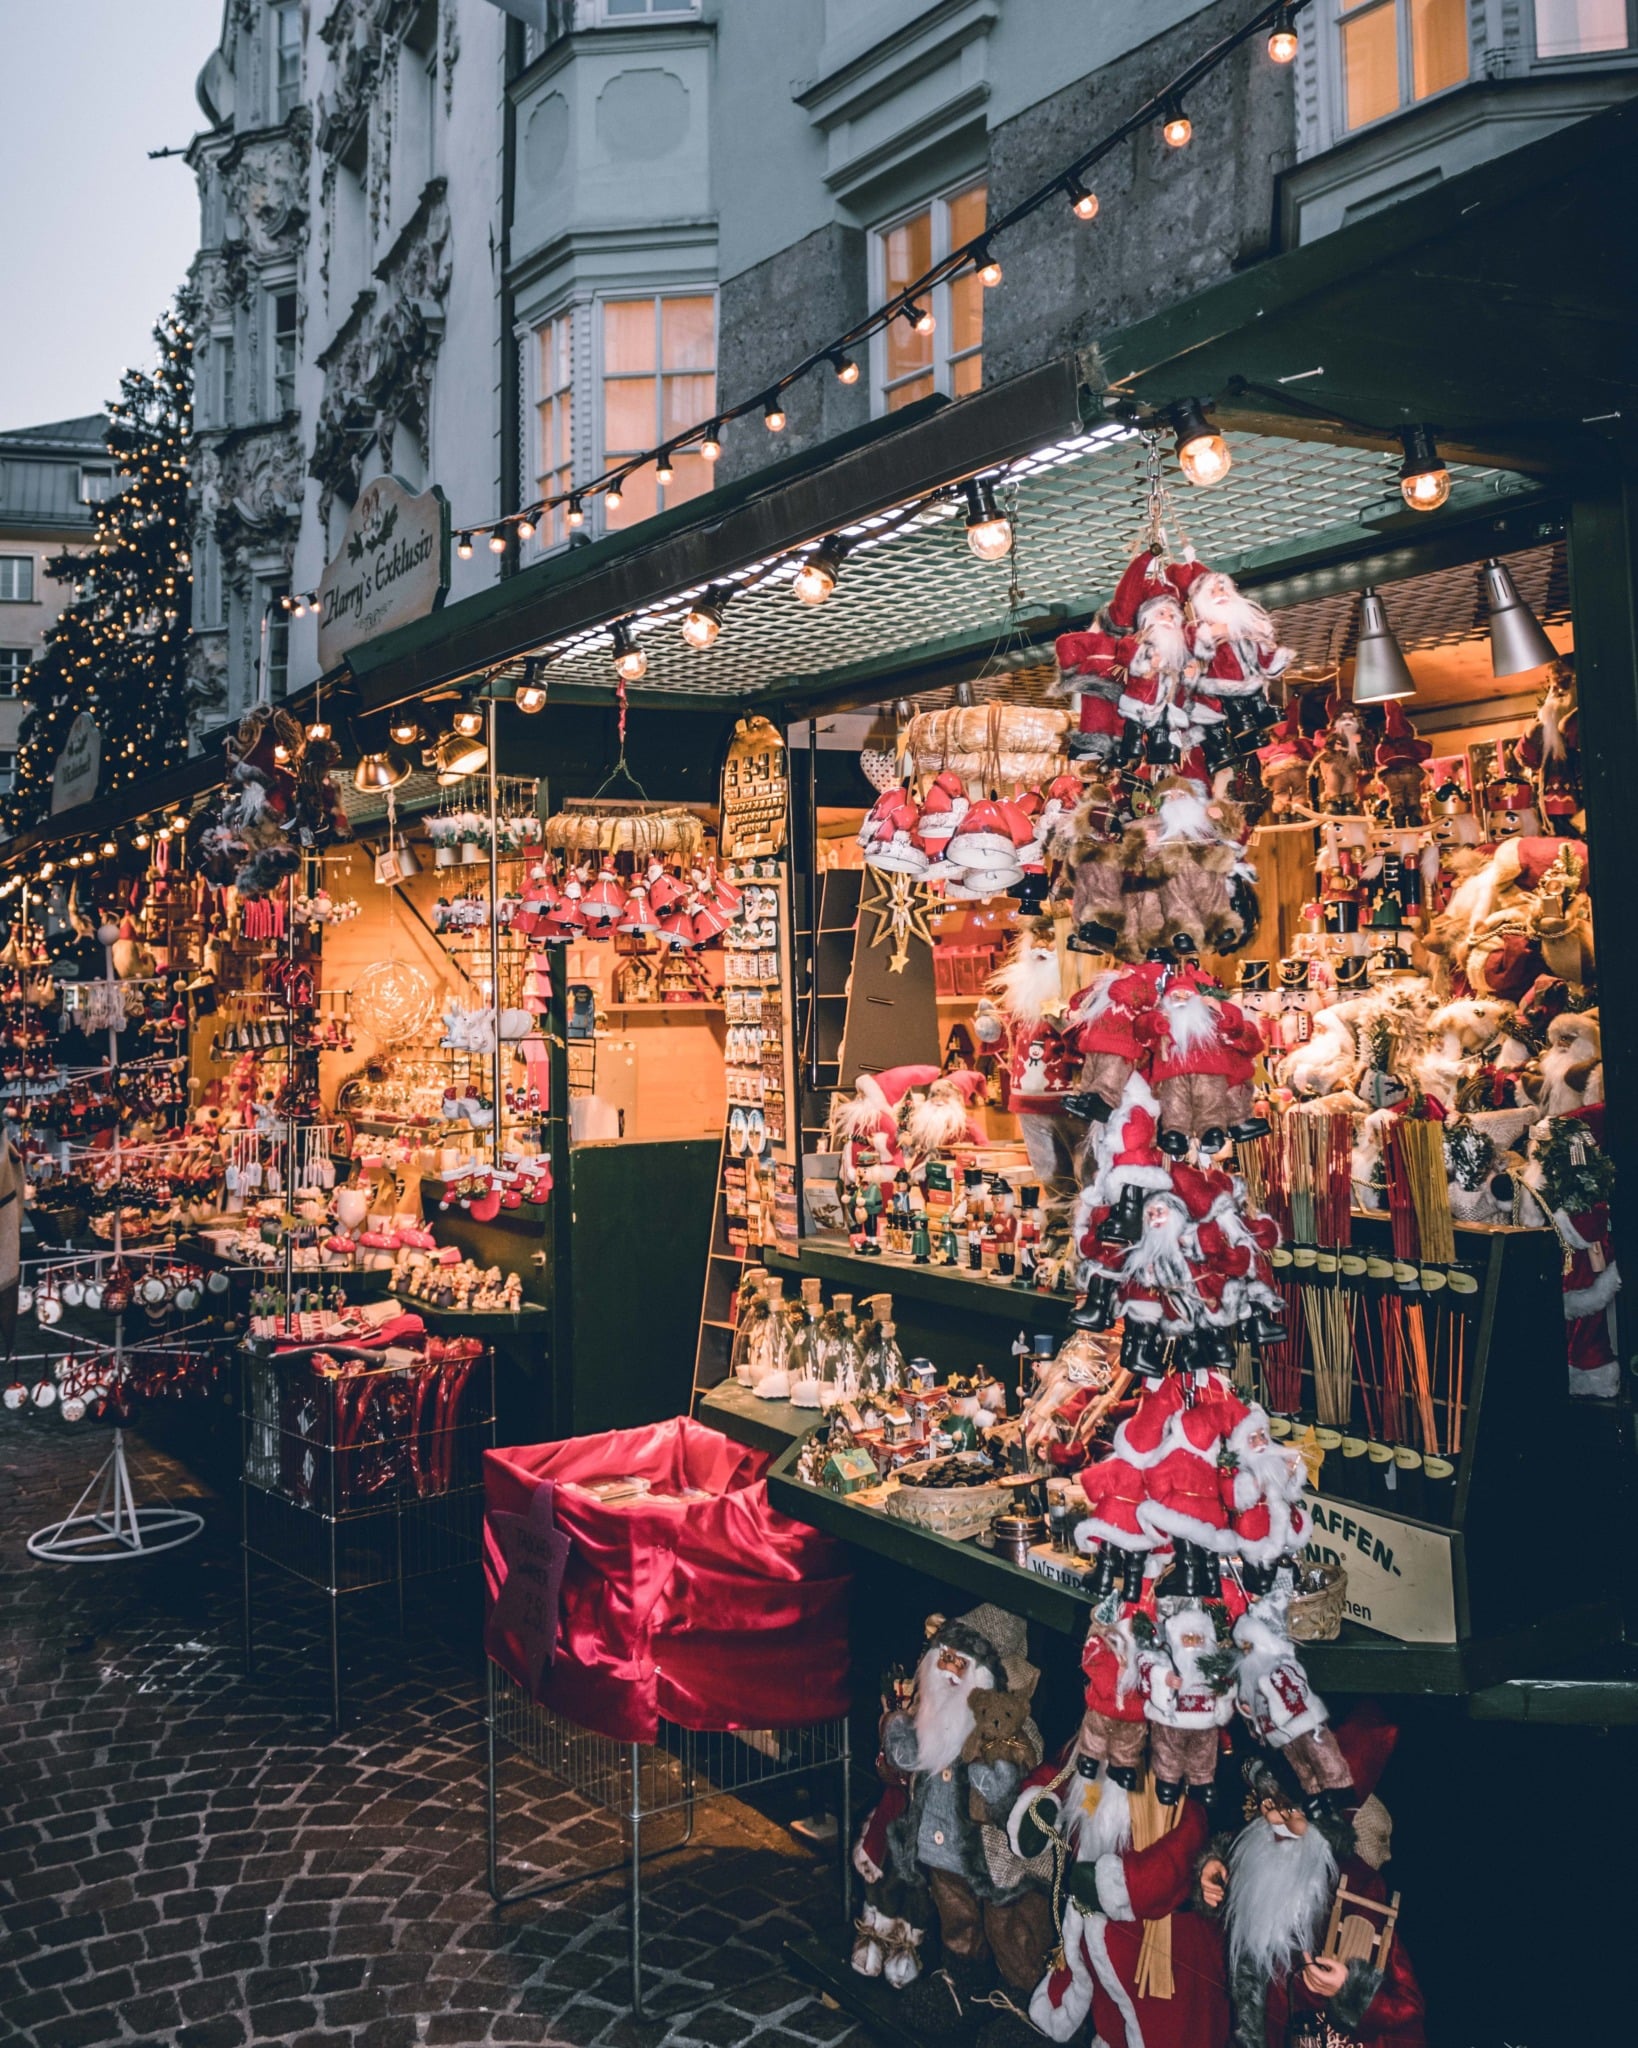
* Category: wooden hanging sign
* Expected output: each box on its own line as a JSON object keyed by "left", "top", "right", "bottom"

{"left": 719, "top": 715, "right": 788, "bottom": 859}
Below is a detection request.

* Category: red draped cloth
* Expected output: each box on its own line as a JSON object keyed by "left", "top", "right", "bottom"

{"left": 484, "top": 1418, "right": 852, "bottom": 1742}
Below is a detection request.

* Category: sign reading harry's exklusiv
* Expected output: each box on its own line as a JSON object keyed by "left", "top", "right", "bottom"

{"left": 317, "top": 476, "right": 449, "bottom": 669}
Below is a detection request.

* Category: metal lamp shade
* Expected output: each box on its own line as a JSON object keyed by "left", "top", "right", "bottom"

{"left": 353, "top": 751, "right": 409, "bottom": 793}
{"left": 1484, "top": 558, "right": 1559, "bottom": 677}
{"left": 435, "top": 729, "right": 488, "bottom": 777}
{"left": 1351, "top": 589, "right": 1416, "bottom": 703}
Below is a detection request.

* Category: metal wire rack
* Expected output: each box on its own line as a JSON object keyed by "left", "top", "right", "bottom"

{"left": 486, "top": 1660, "right": 852, "bottom": 2018}
{"left": 240, "top": 1345, "right": 496, "bottom": 1730}
{"left": 478, "top": 427, "right": 1534, "bottom": 702}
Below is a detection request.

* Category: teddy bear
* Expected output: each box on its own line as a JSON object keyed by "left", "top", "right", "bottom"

{"left": 961, "top": 1685, "right": 1038, "bottom": 1815}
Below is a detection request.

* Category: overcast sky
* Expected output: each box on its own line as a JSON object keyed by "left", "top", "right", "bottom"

{"left": 0, "top": 0, "right": 223, "bottom": 433}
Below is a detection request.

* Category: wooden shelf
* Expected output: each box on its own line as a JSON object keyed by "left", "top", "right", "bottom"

{"left": 765, "top": 1240, "right": 1076, "bottom": 1332}
{"left": 696, "top": 1378, "right": 818, "bottom": 1455}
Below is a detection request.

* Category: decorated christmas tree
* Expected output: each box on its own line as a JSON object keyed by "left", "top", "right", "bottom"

{"left": 6, "top": 289, "right": 200, "bottom": 831}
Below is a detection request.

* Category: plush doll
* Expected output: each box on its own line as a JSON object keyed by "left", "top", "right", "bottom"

{"left": 1232, "top": 1598, "right": 1354, "bottom": 1809}
{"left": 1513, "top": 656, "right": 1583, "bottom": 833}
{"left": 1133, "top": 1602, "right": 1237, "bottom": 1804}
{"left": 1369, "top": 701, "right": 1431, "bottom": 826}
{"left": 962, "top": 1686, "right": 1039, "bottom": 1788}
{"left": 1054, "top": 622, "right": 1132, "bottom": 762}
{"left": 1533, "top": 1007, "right": 1603, "bottom": 1115}
{"left": 1181, "top": 562, "right": 1293, "bottom": 743}
{"left": 1309, "top": 697, "right": 1366, "bottom": 814}
{"left": 1254, "top": 714, "right": 1316, "bottom": 817}
{"left": 829, "top": 1065, "right": 941, "bottom": 1183}
{"left": 1136, "top": 974, "right": 1267, "bottom": 1152}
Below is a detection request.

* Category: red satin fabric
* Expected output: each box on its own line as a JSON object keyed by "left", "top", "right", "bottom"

{"left": 484, "top": 1417, "right": 852, "bottom": 1742}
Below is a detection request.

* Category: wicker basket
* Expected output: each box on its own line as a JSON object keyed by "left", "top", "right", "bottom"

{"left": 884, "top": 1476, "right": 1010, "bottom": 1542}
{"left": 1285, "top": 1560, "right": 1348, "bottom": 1641}
{"left": 906, "top": 703, "right": 1070, "bottom": 793}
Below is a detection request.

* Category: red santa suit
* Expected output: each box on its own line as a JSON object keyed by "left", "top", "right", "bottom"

{"left": 1231, "top": 1599, "right": 1353, "bottom": 1798}
{"left": 1180, "top": 563, "right": 1293, "bottom": 702}
{"left": 1222, "top": 1405, "right": 1310, "bottom": 1567}
{"left": 1057, "top": 623, "right": 1133, "bottom": 758}
{"left": 1255, "top": 1852, "right": 1425, "bottom": 2048}
{"left": 832, "top": 1064, "right": 941, "bottom": 1184}
{"left": 1138, "top": 980, "right": 1262, "bottom": 1144}
{"left": 1074, "top": 1614, "right": 1149, "bottom": 1776}
{"left": 1140, "top": 1393, "right": 1248, "bottom": 1556}
{"left": 1067, "top": 964, "right": 1162, "bottom": 1115}
{"left": 1024, "top": 1780, "right": 1230, "bottom": 2048}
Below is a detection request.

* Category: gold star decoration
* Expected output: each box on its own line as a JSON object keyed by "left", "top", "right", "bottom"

{"left": 862, "top": 869, "right": 938, "bottom": 974}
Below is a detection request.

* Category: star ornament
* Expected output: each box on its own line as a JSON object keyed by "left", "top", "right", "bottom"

{"left": 863, "top": 870, "right": 938, "bottom": 974}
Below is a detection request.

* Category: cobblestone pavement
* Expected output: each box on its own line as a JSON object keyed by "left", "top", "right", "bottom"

{"left": 0, "top": 1422, "right": 864, "bottom": 2048}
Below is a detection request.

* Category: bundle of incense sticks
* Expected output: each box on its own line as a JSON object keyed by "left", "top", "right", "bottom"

{"left": 1288, "top": 1110, "right": 1354, "bottom": 1246}
{"left": 1303, "top": 1282, "right": 1356, "bottom": 1427}
{"left": 1399, "top": 1117, "right": 1457, "bottom": 1266}
{"left": 1262, "top": 1278, "right": 1306, "bottom": 1414}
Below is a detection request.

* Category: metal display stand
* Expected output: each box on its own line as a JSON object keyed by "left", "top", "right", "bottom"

{"left": 27, "top": 1429, "right": 205, "bottom": 1561}
{"left": 485, "top": 1660, "right": 851, "bottom": 2019}
{"left": 241, "top": 1343, "right": 497, "bottom": 1730}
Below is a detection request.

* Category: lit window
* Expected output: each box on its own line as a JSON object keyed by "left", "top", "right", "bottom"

{"left": 0, "top": 649, "right": 29, "bottom": 694}
{"left": 535, "top": 313, "right": 575, "bottom": 547}
{"left": 601, "top": 295, "right": 715, "bottom": 532}
{"left": 79, "top": 468, "right": 116, "bottom": 504}
{"left": 1534, "top": 0, "right": 1631, "bottom": 56}
{"left": 266, "top": 585, "right": 290, "bottom": 700}
{"left": 1339, "top": 0, "right": 1468, "bottom": 132}
{"left": 0, "top": 557, "right": 35, "bottom": 603}
{"left": 0, "top": 753, "right": 15, "bottom": 797}
{"left": 273, "top": 4, "right": 302, "bottom": 121}
{"left": 271, "top": 291, "right": 298, "bottom": 415}
{"left": 876, "top": 181, "right": 987, "bottom": 415}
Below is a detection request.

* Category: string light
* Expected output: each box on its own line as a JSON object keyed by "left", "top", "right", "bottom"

{"left": 1065, "top": 175, "right": 1100, "bottom": 221}
{"left": 516, "top": 511, "right": 537, "bottom": 541}
{"left": 514, "top": 659, "right": 548, "bottom": 713}
{"left": 610, "top": 620, "right": 648, "bottom": 682}
{"left": 900, "top": 304, "right": 935, "bottom": 336}
{"left": 764, "top": 394, "right": 787, "bottom": 433}
{"left": 655, "top": 452, "right": 675, "bottom": 485}
{"left": 962, "top": 478, "right": 1014, "bottom": 561}
{"left": 1170, "top": 397, "right": 1233, "bottom": 488}
{"left": 488, "top": 530, "right": 508, "bottom": 554}
{"left": 699, "top": 427, "right": 722, "bottom": 463}
{"left": 831, "top": 353, "right": 860, "bottom": 385}
{"left": 389, "top": 714, "right": 422, "bottom": 746}
{"left": 605, "top": 480, "right": 625, "bottom": 511}
{"left": 566, "top": 497, "right": 586, "bottom": 528}
{"left": 974, "top": 242, "right": 1003, "bottom": 288}
{"left": 452, "top": 707, "right": 486, "bottom": 739}
{"left": 1160, "top": 97, "right": 1192, "bottom": 147}
{"left": 681, "top": 586, "right": 731, "bottom": 650}
{"left": 1397, "top": 424, "right": 1450, "bottom": 512}
{"left": 793, "top": 537, "right": 846, "bottom": 607}
{"left": 457, "top": 532, "right": 474, "bottom": 559}
{"left": 1267, "top": 4, "right": 1300, "bottom": 62}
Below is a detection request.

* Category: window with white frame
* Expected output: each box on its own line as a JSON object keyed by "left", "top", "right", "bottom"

{"left": 264, "top": 583, "right": 291, "bottom": 700}
{"left": 1533, "top": 0, "right": 1633, "bottom": 56}
{"left": 535, "top": 312, "right": 575, "bottom": 547}
{"left": 0, "top": 649, "right": 29, "bottom": 694}
{"left": 0, "top": 753, "right": 15, "bottom": 798}
{"left": 78, "top": 466, "right": 116, "bottom": 504}
{"left": 270, "top": 290, "right": 298, "bottom": 415}
{"left": 1336, "top": 0, "right": 1469, "bottom": 132}
{"left": 597, "top": 1, "right": 701, "bottom": 20}
{"left": 601, "top": 295, "right": 715, "bottom": 531}
{"left": 196, "top": 535, "right": 223, "bottom": 631}
{"left": 272, "top": 3, "right": 302, "bottom": 121}
{"left": 874, "top": 180, "right": 987, "bottom": 414}
{"left": 0, "top": 557, "right": 34, "bottom": 603}
{"left": 216, "top": 333, "right": 236, "bottom": 430}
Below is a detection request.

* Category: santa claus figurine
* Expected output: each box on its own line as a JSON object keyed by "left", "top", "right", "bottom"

{"left": 901, "top": 1069, "right": 988, "bottom": 1162}
{"left": 1055, "top": 621, "right": 1132, "bottom": 763}
{"left": 1222, "top": 1405, "right": 1312, "bottom": 1593}
{"left": 829, "top": 1064, "right": 941, "bottom": 1185}
{"left": 979, "top": 919, "right": 1082, "bottom": 1233}
{"left": 1370, "top": 703, "right": 1432, "bottom": 828}
{"left": 1075, "top": 1433, "right": 1159, "bottom": 1606}
{"left": 1135, "top": 1602, "right": 1237, "bottom": 1805}
{"left": 1232, "top": 1597, "right": 1355, "bottom": 1820}
{"left": 1254, "top": 714, "right": 1315, "bottom": 818}
{"left": 1063, "top": 962, "right": 1161, "bottom": 1126}
{"left": 1106, "top": 554, "right": 1200, "bottom": 768}
{"left": 1511, "top": 656, "right": 1582, "bottom": 835}
{"left": 1224, "top": 1752, "right": 1424, "bottom": 2048}
{"left": 1139, "top": 1391, "right": 1248, "bottom": 1600}
{"left": 876, "top": 1606, "right": 1056, "bottom": 2033}
{"left": 1138, "top": 974, "right": 1269, "bottom": 1156}
{"left": 1181, "top": 562, "right": 1293, "bottom": 747}
{"left": 1012, "top": 1757, "right": 1230, "bottom": 2048}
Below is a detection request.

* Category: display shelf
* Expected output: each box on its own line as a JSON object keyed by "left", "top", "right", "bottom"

{"left": 785, "top": 1937, "right": 922, "bottom": 2048}
{"left": 695, "top": 1378, "right": 818, "bottom": 1455}
{"left": 765, "top": 1241, "right": 1076, "bottom": 1332}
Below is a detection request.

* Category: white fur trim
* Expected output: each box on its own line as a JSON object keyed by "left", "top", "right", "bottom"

{"left": 1107, "top": 1163, "right": 1173, "bottom": 1196}
{"left": 1094, "top": 1851, "right": 1133, "bottom": 1922}
{"left": 1029, "top": 1899, "right": 1095, "bottom": 2043}
{"left": 1569, "top": 1359, "right": 1621, "bottom": 1398}
{"left": 853, "top": 1838, "right": 884, "bottom": 1884}
{"left": 1007, "top": 1761, "right": 1074, "bottom": 1858}
{"left": 1080, "top": 1515, "right": 1153, "bottom": 1553}
{"left": 1138, "top": 1499, "right": 1241, "bottom": 1554}
{"left": 1108, "top": 1420, "right": 1174, "bottom": 1471}
{"left": 1084, "top": 1911, "right": 1145, "bottom": 2048}
{"left": 1564, "top": 1265, "right": 1621, "bottom": 1318}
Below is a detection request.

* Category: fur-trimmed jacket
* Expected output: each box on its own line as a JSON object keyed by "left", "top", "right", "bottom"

{"left": 1232, "top": 1850, "right": 1425, "bottom": 2048}
{"left": 881, "top": 1710, "right": 1030, "bottom": 1902}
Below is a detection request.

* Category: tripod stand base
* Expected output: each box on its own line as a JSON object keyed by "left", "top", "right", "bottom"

{"left": 27, "top": 1430, "right": 205, "bottom": 1562}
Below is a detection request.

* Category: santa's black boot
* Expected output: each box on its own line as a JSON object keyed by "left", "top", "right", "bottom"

{"left": 1063, "top": 1090, "right": 1113, "bottom": 1124}
{"left": 899, "top": 1951, "right": 994, "bottom": 2040}
{"left": 1097, "top": 1184, "right": 1145, "bottom": 1245}
{"left": 1106, "top": 1762, "right": 1140, "bottom": 1792}
{"left": 1197, "top": 1125, "right": 1228, "bottom": 1155}
{"left": 1154, "top": 1777, "right": 1186, "bottom": 1807}
{"left": 1157, "top": 1127, "right": 1192, "bottom": 1160}
{"left": 1198, "top": 721, "right": 1234, "bottom": 774}
{"left": 1071, "top": 1278, "right": 1117, "bottom": 1331}
{"left": 1238, "top": 1558, "right": 1279, "bottom": 1598}
{"left": 1086, "top": 1544, "right": 1123, "bottom": 1602}
{"left": 1120, "top": 1546, "right": 1149, "bottom": 1603}
{"left": 1120, "top": 1324, "right": 1167, "bottom": 1376}
{"left": 1157, "top": 1540, "right": 1221, "bottom": 1602}
{"left": 1229, "top": 1113, "right": 1272, "bottom": 1142}
{"left": 1245, "top": 1309, "right": 1288, "bottom": 1349}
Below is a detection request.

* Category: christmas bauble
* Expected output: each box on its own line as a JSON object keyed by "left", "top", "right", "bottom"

{"left": 30, "top": 1381, "right": 56, "bottom": 1409}
{"left": 36, "top": 1295, "right": 61, "bottom": 1327}
{"left": 62, "top": 1278, "right": 85, "bottom": 1308}
{"left": 83, "top": 1281, "right": 105, "bottom": 1311}
{"left": 3, "top": 1383, "right": 26, "bottom": 1411}
{"left": 206, "top": 1269, "right": 230, "bottom": 1295}
{"left": 142, "top": 1276, "right": 168, "bottom": 1306}
{"left": 174, "top": 1283, "right": 200, "bottom": 1312}
{"left": 17, "top": 1285, "right": 33, "bottom": 1314}
{"left": 59, "top": 1396, "right": 86, "bottom": 1423}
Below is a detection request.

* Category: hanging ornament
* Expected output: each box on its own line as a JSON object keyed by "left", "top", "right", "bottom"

{"left": 351, "top": 959, "right": 442, "bottom": 1045}
{"left": 862, "top": 870, "right": 939, "bottom": 976}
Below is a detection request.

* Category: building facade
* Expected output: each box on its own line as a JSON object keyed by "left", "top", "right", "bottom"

{"left": 0, "top": 416, "right": 111, "bottom": 797}
{"left": 185, "top": 0, "right": 1638, "bottom": 696}
{"left": 187, "top": 0, "right": 508, "bottom": 724}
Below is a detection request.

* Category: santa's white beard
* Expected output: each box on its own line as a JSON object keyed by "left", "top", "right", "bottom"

{"left": 904, "top": 1089, "right": 971, "bottom": 1151}
{"left": 912, "top": 1647, "right": 993, "bottom": 1773}
{"left": 1194, "top": 575, "right": 1275, "bottom": 650}
{"left": 1163, "top": 989, "right": 1219, "bottom": 1054}
{"left": 1540, "top": 694, "right": 1565, "bottom": 760}
{"left": 1138, "top": 617, "right": 1191, "bottom": 677}
{"left": 993, "top": 942, "right": 1062, "bottom": 1025}
{"left": 1154, "top": 790, "right": 1216, "bottom": 843}
{"left": 1065, "top": 1767, "right": 1133, "bottom": 1863}
{"left": 1236, "top": 1441, "right": 1307, "bottom": 1511}
{"left": 1125, "top": 1202, "right": 1193, "bottom": 1291}
{"left": 1226, "top": 1818, "right": 1337, "bottom": 1982}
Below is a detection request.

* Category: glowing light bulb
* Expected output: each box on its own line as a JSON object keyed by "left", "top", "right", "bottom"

{"left": 457, "top": 532, "right": 474, "bottom": 559}
{"left": 489, "top": 530, "right": 508, "bottom": 554}
{"left": 681, "top": 587, "right": 728, "bottom": 650}
{"left": 700, "top": 428, "right": 722, "bottom": 462}
{"left": 764, "top": 394, "right": 786, "bottom": 432}
{"left": 1267, "top": 7, "right": 1299, "bottom": 62}
{"left": 1171, "top": 400, "right": 1232, "bottom": 489}
{"left": 1397, "top": 426, "right": 1450, "bottom": 512}
{"left": 793, "top": 539, "right": 843, "bottom": 607}
{"left": 962, "top": 479, "right": 1014, "bottom": 562}
{"left": 566, "top": 497, "right": 585, "bottom": 528}
{"left": 1161, "top": 99, "right": 1192, "bottom": 148}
